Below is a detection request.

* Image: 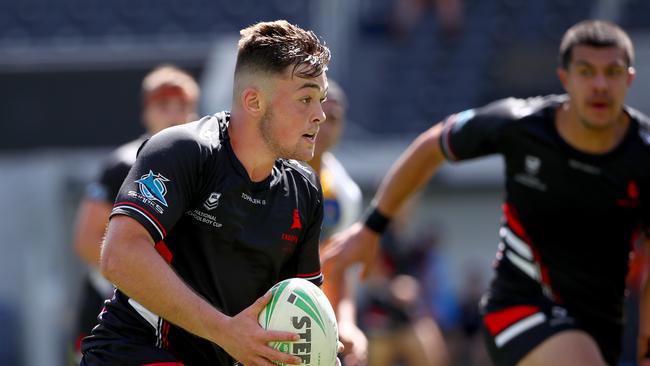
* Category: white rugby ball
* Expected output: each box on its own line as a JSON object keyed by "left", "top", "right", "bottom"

{"left": 258, "top": 278, "right": 338, "bottom": 366}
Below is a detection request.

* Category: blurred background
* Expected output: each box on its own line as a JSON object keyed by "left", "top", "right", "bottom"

{"left": 1, "top": 0, "right": 650, "bottom": 365}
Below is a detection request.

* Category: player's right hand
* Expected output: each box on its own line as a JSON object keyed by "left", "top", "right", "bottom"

{"left": 218, "top": 292, "right": 302, "bottom": 366}
{"left": 321, "top": 222, "right": 380, "bottom": 280}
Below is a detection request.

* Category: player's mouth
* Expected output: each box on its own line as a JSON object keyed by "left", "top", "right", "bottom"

{"left": 302, "top": 131, "right": 318, "bottom": 143}
{"left": 587, "top": 98, "right": 611, "bottom": 111}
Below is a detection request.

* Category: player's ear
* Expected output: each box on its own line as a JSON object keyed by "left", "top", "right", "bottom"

{"left": 556, "top": 67, "right": 569, "bottom": 90}
{"left": 241, "top": 87, "right": 265, "bottom": 117}
{"left": 627, "top": 66, "right": 636, "bottom": 86}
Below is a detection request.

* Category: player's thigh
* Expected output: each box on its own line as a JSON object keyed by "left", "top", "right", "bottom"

{"left": 518, "top": 330, "right": 607, "bottom": 366}
{"left": 398, "top": 324, "right": 447, "bottom": 366}
{"left": 368, "top": 334, "right": 398, "bottom": 366}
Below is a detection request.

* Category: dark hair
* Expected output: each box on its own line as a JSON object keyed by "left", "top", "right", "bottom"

{"left": 559, "top": 20, "right": 634, "bottom": 69}
{"left": 235, "top": 20, "right": 331, "bottom": 79}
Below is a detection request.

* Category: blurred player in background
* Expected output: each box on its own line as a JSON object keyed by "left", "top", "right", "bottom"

{"left": 71, "top": 64, "right": 199, "bottom": 361}
{"left": 325, "top": 19, "right": 650, "bottom": 366}
{"left": 308, "top": 79, "right": 368, "bottom": 365}
{"left": 80, "top": 20, "right": 335, "bottom": 365}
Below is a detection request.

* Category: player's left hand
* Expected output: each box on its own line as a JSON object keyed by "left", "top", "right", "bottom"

{"left": 338, "top": 321, "right": 368, "bottom": 366}
{"left": 219, "top": 292, "right": 302, "bottom": 366}
{"left": 321, "top": 222, "right": 380, "bottom": 280}
{"left": 336, "top": 341, "right": 344, "bottom": 366}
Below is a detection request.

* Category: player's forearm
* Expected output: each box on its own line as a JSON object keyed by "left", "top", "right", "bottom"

{"left": 374, "top": 123, "right": 445, "bottom": 216}
{"left": 101, "top": 220, "right": 229, "bottom": 345}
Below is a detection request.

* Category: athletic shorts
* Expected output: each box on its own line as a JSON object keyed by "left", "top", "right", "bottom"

{"left": 81, "top": 340, "right": 184, "bottom": 366}
{"left": 480, "top": 292, "right": 622, "bottom": 366}
{"left": 74, "top": 278, "right": 106, "bottom": 352}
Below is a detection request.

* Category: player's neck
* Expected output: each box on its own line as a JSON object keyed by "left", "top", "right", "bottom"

{"left": 228, "top": 115, "right": 276, "bottom": 182}
{"left": 555, "top": 103, "right": 629, "bottom": 154}
{"left": 308, "top": 154, "right": 323, "bottom": 174}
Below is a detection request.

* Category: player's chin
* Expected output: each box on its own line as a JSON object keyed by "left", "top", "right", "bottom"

{"left": 292, "top": 148, "right": 315, "bottom": 162}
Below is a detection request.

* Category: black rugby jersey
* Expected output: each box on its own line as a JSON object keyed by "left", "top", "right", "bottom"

{"left": 439, "top": 95, "right": 650, "bottom": 325}
{"left": 86, "top": 112, "right": 324, "bottom": 364}
{"left": 87, "top": 136, "right": 145, "bottom": 204}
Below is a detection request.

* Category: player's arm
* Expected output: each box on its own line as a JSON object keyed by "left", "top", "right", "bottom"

{"left": 101, "top": 215, "right": 303, "bottom": 366}
{"left": 322, "top": 122, "right": 447, "bottom": 277}
{"left": 73, "top": 199, "right": 112, "bottom": 267}
{"left": 638, "top": 237, "right": 650, "bottom": 365}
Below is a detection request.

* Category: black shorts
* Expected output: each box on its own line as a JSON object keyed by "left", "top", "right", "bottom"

{"left": 74, "top": 278, "right": 107, "bottom": 351}
{"left": 480, "top": 292, "right": 622, "bottom": 366}
{"left": 81, "top": 339, "right": 184, "bottom": 366}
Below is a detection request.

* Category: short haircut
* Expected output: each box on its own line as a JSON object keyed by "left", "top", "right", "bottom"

{"left": 558, "top": 20, "right": 634, "bottom": 69}
{"left": 235, "top": 20, "right": 331, "bottom": 79}
{"left": 141, "top": 64, "right": 199, "bottom": 104}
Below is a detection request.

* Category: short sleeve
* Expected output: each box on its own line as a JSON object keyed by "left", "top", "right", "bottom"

{"left": 110, "top": 127, "right": 205, "bottom": 242}
{"left": 439, "top": 98, "right": 516, "bottom": 162}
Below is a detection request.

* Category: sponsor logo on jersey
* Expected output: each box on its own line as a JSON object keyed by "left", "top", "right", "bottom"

{"left": 568, "top": 159, "right": 601, "bottom": 175}
{"left": 204, "top": 192, "right": 221, "bottom": 210}
{"left": 617, "top": 180, "right": 640, "bottom": 208}
{"left": 242, "top": 192, "right": 266, "bottom": 205}
{"left": 291, "top": 208, "right": 302, "bottom": 229}
{"left": 514, "top": 155, "right": 547, "bottom": 191}
{"left": 136, "top": 170, "right": 170, "bottom": 207}
{"left": 549, "top": 306, "right": 574, "bottom": 327}
{"left": 281, "top": 209, "right": 302, "bottom": 247}
{"left": 525, "top": 155, "right": 540, "bottom": 175}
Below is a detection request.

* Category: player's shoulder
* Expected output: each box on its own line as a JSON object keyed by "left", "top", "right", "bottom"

{"left": 476, "top": 94, "right": 564, "bottom": 121}
{"left": 627, "top": 106, "right": 650, "bottom": 147}
{"left": 146, "top": 112, "right": 229, "bottom": 153}
{"left": 280, "top": 159, "right": 321, "bottom": 191}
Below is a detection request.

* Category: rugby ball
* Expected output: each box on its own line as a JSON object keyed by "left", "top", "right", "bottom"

{"left": 258, "top": 278, "right": 338, "bottom": 366}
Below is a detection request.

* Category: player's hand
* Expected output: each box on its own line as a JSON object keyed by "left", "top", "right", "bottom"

{"left": 639, "top": 335, "right": 650, "bottom": 366}
{"left": 338, "top": 320, "right": 368, "bottom": 366}
{"left": 219, "top": 292, "right": 302, "bottom": 366}
{"left": 335, "top": 341, "right": 344, "bottom": 366}
{"left": 321, "top": 222, "right": 380, "bottom": 279}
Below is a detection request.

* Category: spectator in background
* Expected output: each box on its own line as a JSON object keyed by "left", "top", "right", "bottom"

{"left": 71, "top": 64, "right": 199, "bottom": 362}
{"left": 325, "top": 20, "right": 650, "bottom": 366}
{"left": 308, "top": 79, "right": 368, "bottom": 366}
{"left": 392, "top": 0, "right": 464, "bottom": 38}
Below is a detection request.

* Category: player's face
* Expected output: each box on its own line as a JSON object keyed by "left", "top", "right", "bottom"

{"left": 559, "top": 45, "right": 635, "bottom": 131}
{"left": 143, "top": 96, "right": 197, "bottom": 134}
{"left": 314, "top": 98, "right": 345, "bottom": 159}
{"left": 260, "top": 70, "right": 327, "bottom": 161}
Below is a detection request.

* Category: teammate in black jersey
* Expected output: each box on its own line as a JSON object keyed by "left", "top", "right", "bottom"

{"left": 80, "top": 20, "right": 334, "bottom": 365}
{"left": 71, "top": 64, "right": 199, "bottom": 361}
{"left": 323, "top": 20, "right": 650, "bottom": 366}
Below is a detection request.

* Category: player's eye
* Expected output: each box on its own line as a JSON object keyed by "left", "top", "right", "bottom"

{"left": 301, "top": 97, "right": 312, "bottom": 105}
{"left": 606, "top": 66, "right": 624, "bottom": 77}
{"left": 578, "top": 67, "right": 594, "bottom": 77}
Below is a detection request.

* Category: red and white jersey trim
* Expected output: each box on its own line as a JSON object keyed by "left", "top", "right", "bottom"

{"left": 495, "top": 312, "right": 546, "bottom": 347}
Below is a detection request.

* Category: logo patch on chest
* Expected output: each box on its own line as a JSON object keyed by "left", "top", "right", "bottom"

{"left": 514, "top": 155, "right": 547, "bottom": 192}
{"left": 204, "top": 192, "right": 221, "bottom": 210}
